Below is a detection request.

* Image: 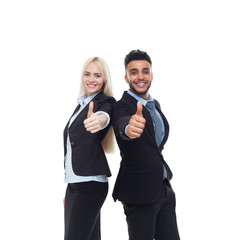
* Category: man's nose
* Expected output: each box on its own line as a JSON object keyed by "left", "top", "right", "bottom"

{"left": 138, "top": 72, "right": 144, "bottom": 79}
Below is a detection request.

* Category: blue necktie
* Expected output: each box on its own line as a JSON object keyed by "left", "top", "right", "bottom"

{"left": 146, "top": 101, "right": 163, "bottom": 147}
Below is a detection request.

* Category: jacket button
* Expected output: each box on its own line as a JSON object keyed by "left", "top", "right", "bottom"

{"left": 71, "top": 141, "right": 75, "bottom": 146}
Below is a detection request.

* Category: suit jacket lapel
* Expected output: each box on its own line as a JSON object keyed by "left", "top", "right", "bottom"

{"left": 154, "top": 101, "right": 169, "bottom": 151}
{"left": 69, "top": 91, "right": 105, "bottom": 129}
{"left": 63, "top": 104, "right": 81, "bottom": 144}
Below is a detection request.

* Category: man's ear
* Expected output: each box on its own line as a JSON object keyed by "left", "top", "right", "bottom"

{"left": 124, "top": 75, "right": 129, "bottom": 83}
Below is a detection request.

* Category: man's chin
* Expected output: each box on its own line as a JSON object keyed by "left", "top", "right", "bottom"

{"left": 129, "top": 83, "right": 151, "bottom": 96}
{"left": 130, "top": 87, "right": 148, "bottom": 96}
{"left": 136, "top": 90, "right": 148, "bottom": 96}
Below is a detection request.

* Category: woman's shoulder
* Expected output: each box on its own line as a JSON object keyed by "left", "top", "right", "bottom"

{"left": 104, "top": 95, "right": 116, "bottom": 103}
{"left": 92, "top": 93, "right": 115, "bottom": 113}
{"left": 95, "top": 92, "right": 116, "bottom": 103}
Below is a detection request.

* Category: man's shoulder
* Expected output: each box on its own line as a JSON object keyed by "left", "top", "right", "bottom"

{"left": 117, "top": 91, "right": 136, "bottom": 103}
{"left": 113, "top": 92, "right": 137, "bottom": 114}
{"left": 114, "top": 93, "right": 133, "bottom": 107}
{"left": 114, "top": 98, "right": 129, "bottom": 108}
{"left": 154, "top": 99, "right": 161, "bottom": 109}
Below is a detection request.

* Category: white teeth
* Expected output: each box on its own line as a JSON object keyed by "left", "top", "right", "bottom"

{"left": 137, "top": 83, "right": 145, "bottom": 86}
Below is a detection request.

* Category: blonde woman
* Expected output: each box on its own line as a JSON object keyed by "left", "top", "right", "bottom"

{"left": 63, "top": 57, "right": 115, "bottom": 240}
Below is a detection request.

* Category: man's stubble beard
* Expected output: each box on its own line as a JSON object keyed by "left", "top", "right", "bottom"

{"left": 129, "top": 81, "right": 152, "bottom": 96}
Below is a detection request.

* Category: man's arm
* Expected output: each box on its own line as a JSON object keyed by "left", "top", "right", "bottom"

{"left": 112, "top": 101, "right": 146, "bottom": 140}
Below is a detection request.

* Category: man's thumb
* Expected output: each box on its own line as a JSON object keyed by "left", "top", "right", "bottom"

{"left": 136, "top": 101, "right": 143, "bottom": 116}
{"left": 87, "top": 101, "right": 94, "bottom": 118}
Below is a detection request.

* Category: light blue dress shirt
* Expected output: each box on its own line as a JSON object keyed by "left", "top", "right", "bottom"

{"left": 64, "top": 92, "right": 110, "bottom": 183}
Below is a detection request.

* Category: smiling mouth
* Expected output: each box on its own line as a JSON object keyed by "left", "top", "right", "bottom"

{"left": 135, "top": 82, "right": 146, "bottom": 88}
{"left": 87, "top": 84, "right": 97, "bottom": 88}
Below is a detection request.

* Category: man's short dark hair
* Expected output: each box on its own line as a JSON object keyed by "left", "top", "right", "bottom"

{"left": 124, "top": 49, "right": 152, "bottom": 69}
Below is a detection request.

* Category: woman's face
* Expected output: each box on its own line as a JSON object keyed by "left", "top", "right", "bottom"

{"left": 83, "top": 61, "right": 104, "bottom": 97}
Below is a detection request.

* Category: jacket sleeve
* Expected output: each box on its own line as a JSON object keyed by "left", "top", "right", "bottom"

{"left": 112, "top": 100, "right": 134, "bottom": 141}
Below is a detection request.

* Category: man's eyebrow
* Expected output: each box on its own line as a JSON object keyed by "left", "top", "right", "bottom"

{"left": 142, "top": 67, "right": 150, "bottom": 71}
{"left": 129, "top": 68, "right": 138, "bottom": 72}
{"left": 129, "top": 67, "right": 150, "bottom": 72}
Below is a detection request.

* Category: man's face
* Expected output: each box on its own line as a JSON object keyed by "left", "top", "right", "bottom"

{"left": 125, "top": 60, "right": 153, "bottom": 100}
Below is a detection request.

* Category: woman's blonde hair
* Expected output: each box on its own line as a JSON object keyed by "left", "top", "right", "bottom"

{"left": 79, "top": 57, "right": 115, "bottom": 153}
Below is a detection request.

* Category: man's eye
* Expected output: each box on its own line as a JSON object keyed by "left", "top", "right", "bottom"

{"left": 131, "top": 71, "right": 137, "bottom": 75}
{"left": 143, "top": 70, "right": 150, "bottom": 74}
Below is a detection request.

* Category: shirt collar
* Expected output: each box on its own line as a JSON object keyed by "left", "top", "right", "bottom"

{"left": 77, "top": 91, "right": 100, "bottom": 107}
{"left": 127, "top": 89, "right": 153, "bottom": 106}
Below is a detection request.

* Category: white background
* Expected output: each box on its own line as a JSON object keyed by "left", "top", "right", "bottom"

{"left": 1, "top": 0, "right": 233, "bottom": 239}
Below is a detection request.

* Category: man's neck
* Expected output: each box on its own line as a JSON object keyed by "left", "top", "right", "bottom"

{"left": 129, "top": 89, "right": 149, "bottom": 101}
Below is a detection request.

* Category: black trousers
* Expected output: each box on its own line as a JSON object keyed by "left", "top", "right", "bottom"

{"left": 64, "top": 181, "right": 108, "bottom": 240}
{"left": 122, "top": 180, "right": 180, "bottom": 240}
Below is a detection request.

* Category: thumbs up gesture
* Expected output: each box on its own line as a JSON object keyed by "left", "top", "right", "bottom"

{"left": 126, "top": 101, "right": 146, "bottom": 139}
{"left": 87, "top": 101, "right": 94, "bottom": 118}
{"left": 84, "top": 101, "right": 103, "bottom": 133}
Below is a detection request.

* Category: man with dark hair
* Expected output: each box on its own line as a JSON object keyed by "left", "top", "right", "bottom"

{"left": 124, "top": 49, "right": 152, "bottom": 68}
{"left": 112, "top": 50, "right": 180, "bottom": 240}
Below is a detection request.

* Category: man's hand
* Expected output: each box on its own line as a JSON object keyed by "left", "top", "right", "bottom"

{"left": 126, "top": 101, "right": 146, "bottom": 139}
{"left": 84, "top": 101, "right": 106, "bottom": 133}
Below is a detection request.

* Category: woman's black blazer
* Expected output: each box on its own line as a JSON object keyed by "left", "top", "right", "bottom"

{"left": 63, "top": 92, "right": 116, "bottom": 177}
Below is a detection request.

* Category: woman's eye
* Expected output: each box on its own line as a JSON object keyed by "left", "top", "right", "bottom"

{"left": 95, "top": 74, "right": 102, "bottom": 78}
{"left": 84, "top": 73, "right": 90, "bottom": 77}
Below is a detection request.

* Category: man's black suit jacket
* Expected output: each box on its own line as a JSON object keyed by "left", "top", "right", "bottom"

{"left": 112, "top": 91, "right": 173, "bottom": 204}
{"left": 63, "top": 91, "right": 116, "bottom": 177}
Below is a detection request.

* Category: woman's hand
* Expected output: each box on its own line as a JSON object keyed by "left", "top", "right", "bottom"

{"left": 83, "top": 101, "right": 107, "bottom": 133}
